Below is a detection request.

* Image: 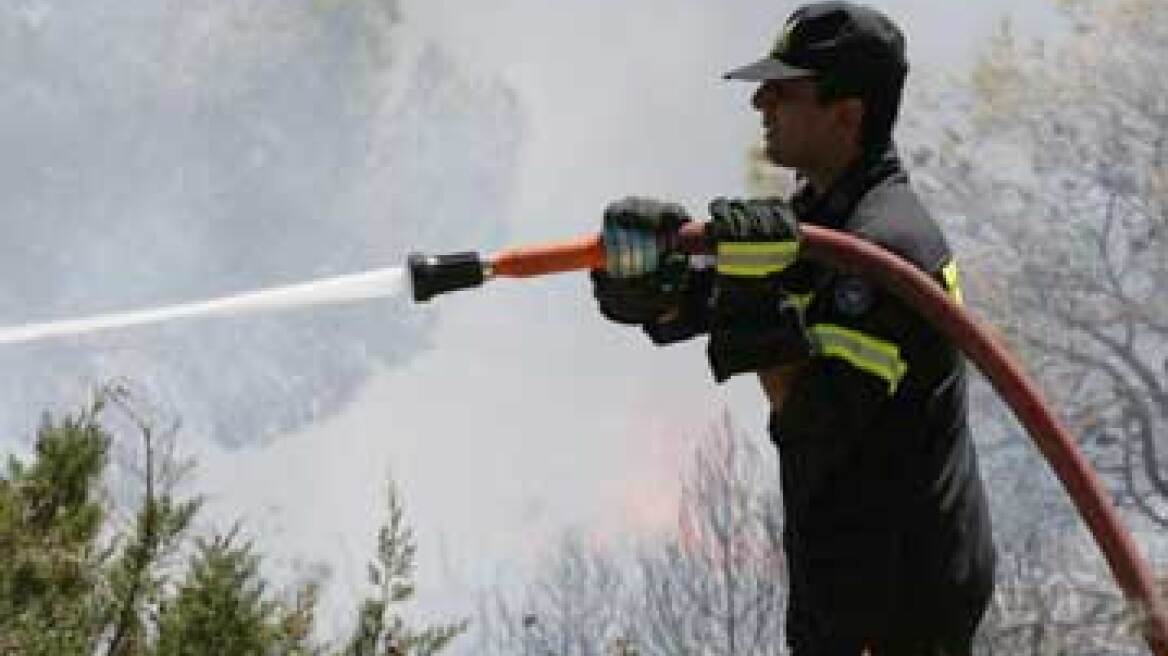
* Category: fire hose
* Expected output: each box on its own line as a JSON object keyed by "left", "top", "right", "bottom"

{"left": 409, "top": 221, "right": 1168, "bottom": 651}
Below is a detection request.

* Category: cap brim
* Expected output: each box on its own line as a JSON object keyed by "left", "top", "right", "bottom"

{"left": 722, "top": 57, "right": 817, "bottom": 81}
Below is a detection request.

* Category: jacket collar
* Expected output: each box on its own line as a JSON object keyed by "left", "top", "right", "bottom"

{"left": 790, "top": 146, "right": 906, "bottom": 229}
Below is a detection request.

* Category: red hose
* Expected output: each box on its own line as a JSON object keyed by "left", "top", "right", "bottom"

{"left": 796, "top": 224, "right": 1168, "bottom": 651}
{"left": 485, "top": 222, "right": 1168, "bottom": 651}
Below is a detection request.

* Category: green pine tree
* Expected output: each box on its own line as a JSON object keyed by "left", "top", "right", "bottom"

{"left": 101, "top": 403, "right": 202, "bottom": 656}
{"left": 342, "top": 482, "right": 467, "bottom": 656}
{"left": 0, "top": 402, "right": 111, "bottom": 656}
{"left": 0, "top": 390, "right": 465, "bottom": 656}
{"left": 154, "top": 525, "right": 287, "bottom": 656}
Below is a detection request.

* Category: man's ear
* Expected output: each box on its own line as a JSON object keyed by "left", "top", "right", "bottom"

{"left": 834, "top": 97, "right": 865, "bottom": 142}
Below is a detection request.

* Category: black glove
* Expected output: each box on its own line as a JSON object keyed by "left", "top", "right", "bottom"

{"left": 706, "top": 197, "right": 810, "bottom": 382}
{"left": 641, "top": 267, "right": 714, "bottom": 345}
{"left": 602, "top": 196, "right": 689, "bottom": 278}
{"left": 708, "top": 197, "right": 800, "bottom": 252}
{"left": 591, "top": 269, "right": 680, "bottom": 325}
{"left": 591, "top": 196, "right": 693, "bottom": 327}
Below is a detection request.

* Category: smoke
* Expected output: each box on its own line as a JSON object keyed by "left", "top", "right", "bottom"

{"left": 745, "top": 143, "right": 799, "bottom": 198}
{"left": 0, "top": 0, "right": 524, "bottom": 447}
{"left": 0, "top": 0, "right": 1066, "bottom": 646}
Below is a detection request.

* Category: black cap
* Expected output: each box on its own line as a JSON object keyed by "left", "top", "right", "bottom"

{"left": 723, "top": 1, "right": 907, "bottom": 87}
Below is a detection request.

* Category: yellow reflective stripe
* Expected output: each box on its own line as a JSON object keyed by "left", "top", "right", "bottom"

{"left": 809, "top": 324, "right": 908, "bottom": 394}
{"left": 790, "top": 292, "right": 815, "bottom": 313}
{"left": 716, "top": 241, "right": 799, "bottom": 277}
{"left": 941, "top": 260, "right": 963, "bottom": 305}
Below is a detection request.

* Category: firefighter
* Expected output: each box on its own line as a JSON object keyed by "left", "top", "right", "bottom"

{"left": 591, "top": 2, "right": 996, "bottom": 653}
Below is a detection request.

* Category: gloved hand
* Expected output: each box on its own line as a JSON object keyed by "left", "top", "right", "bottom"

{"left": 706, "top": 197, "right": 811, "bottom": 382}
{"left": 591, "top": 196, "right": 691, "bottom": 326}
{"left": 602, "top": 196, "right": 689, "bottom": 278}
{"left": 708, "top": 197, "right": 800, "bottom": 264}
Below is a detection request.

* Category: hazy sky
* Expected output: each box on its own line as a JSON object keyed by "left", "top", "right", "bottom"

{"left": 192, "top": 0, "right": 1067, "bottom": 636}
{"left": 1, "top": 0, "right": 1067, "bottom": 644}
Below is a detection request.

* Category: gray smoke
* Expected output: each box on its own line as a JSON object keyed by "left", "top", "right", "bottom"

{"left": 0, "top": 1, "right": 524, "bottom": 447}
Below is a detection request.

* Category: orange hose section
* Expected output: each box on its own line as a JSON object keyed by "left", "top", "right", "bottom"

{"left": 487, "top": 222, "right": 1168, "bottom": 651}
{"left": 490, "top": 234, "right": 606, "bottom": 277}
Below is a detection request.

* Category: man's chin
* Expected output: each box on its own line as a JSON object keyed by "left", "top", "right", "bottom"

{"left": 764, "top": 143, "right": 790, "bottom": 169}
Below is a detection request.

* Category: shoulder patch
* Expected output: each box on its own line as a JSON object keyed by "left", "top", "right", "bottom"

{"left": 833, "top": 276, "right": 874, "bottom": 317}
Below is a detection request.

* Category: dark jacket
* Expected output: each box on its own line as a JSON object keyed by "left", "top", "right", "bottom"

{"left": 643, "top": 149, "right": 997, "bottom": 651}
{"left": 772, "top": 149, "right": 995, "bottom": 650}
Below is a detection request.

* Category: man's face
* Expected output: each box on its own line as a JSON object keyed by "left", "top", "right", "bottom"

{"left": 751, "top": 77, "right": 850, "bottom": 171}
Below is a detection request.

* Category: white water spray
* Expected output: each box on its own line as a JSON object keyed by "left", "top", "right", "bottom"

{"left": 0, "top": 266, "right": 406, "bottom": 346}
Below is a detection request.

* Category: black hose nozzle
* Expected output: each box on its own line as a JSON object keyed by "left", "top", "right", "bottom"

{"left": 408, "top": 251, "right": 487, "bottom": 303}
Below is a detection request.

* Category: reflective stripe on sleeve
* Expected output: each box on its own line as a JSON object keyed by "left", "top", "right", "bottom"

{"left": 790, "top": 292, "right": 815, "bottom": 313}
{"left": 808, "top": 324, "right": 908, "bottom": 394}
{"left": 941, "top": 260, "right": 963, "bottom": 305}
{"left": 716, "top": 241, "right": 799, "bottom": 277}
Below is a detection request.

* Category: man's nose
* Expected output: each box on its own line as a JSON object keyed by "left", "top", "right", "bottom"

{"left": 751, "top": 84, "right": 768, "bottom": 111}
